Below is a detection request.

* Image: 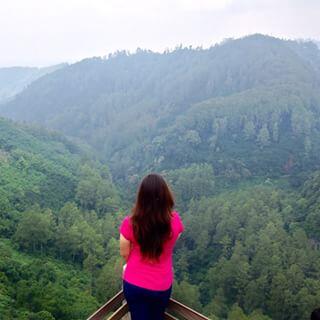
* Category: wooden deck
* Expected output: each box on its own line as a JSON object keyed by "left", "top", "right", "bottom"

{"left": 86, "top": 290, "right": 210, "bottom": 320}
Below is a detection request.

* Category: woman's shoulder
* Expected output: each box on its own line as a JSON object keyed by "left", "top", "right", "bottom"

{"left": 171, "top": 210, "right": 181, "bottom": 219}
{"left": 119, "top": 215, "right": 134, "bottom": 241}
{"left": 123, "top": 215, "right": 132, "bottom": 222}
{"left": 171, "top": 211, "right": 184, "bottom": 232}
{"left": 171, "top": 210, "right": 182, "bottom": 224}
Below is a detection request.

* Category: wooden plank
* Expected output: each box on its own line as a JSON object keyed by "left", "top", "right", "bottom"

{"left": 87, "top": 291, "right": 125, "bottom": 320}
{"left": 167, "top": 299, "right": 210, "bottom": 320}
{"left": 87, "top": 290, "right": 210, "bottom": 320}
{"left": 164, "top": 312, "right": 178, "bottom": 320}
{"left": 107, "top": 303, "right": 129, "bottom": 320}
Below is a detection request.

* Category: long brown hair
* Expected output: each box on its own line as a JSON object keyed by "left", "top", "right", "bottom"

{"left": 131, "top": 173, "right": 174, "bottom": 261}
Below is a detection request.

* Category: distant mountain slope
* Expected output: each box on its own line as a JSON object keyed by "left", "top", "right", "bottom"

{"left": 0, "top": 63, "right": 67, "bottom": 104}
{"left": 0, "top": 117, "right": 85, "bottom": 210}
{"left": 1, "top": 34, "right": 320, "bottom": 183}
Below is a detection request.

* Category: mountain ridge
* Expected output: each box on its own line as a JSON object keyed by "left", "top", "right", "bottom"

{"left": 0, "top": 63, "right": 67, "bottom": 104}
{"left": 1, "top": 34, "right": 320, "bottom": 184}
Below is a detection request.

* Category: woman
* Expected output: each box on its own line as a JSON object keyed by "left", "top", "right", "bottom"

{"left": 119, "top": 173, "right": 184, "bottom": 320}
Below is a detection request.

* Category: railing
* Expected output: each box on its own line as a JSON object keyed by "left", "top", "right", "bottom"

{"left": 87, "top": 290, "right": 210, "bottom": 320}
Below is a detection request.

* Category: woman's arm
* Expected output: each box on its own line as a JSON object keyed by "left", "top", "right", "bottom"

{"left": 119, "top": 234, "right": 131, "bottom": 261}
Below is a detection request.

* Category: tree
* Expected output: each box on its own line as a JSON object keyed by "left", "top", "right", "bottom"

{"left": 57, "top": 202, "right": 80, "bottom": 228}
{"left": 248, "top": 310, "right": 272, "bottom": 320}
{"left": 172, "top": 280, "right": 202, "bottom": 311}
{"left": 228, "top": 304, "right": 248, "bottom": 320}
{"left": 203, "top": 289, "right": 229, "bottom": 319}
{"left": 75, "top": 165, "right": 118, "bottom": 216}
{"left": 243, "top": 119, "right": 255, "bottom": 140}
{"left": 95, "top": 258, "right": 122, "bottom": 302}
{"left": 256, "top": 125, "right": 270, "bottom": 147}
{"left": 184, "top": 130, "right": 201, "bottom": 146}
{"left": 29, "top": 311, "right": 55, "bottom": 320}
{"left": 14, "top": 206, "right": 54, "bottom": 253}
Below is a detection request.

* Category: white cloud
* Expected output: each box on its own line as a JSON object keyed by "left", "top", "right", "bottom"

{"left": 0, "top": 0, "right": 319, "bottom": 67}
{"left": 175, "top": 0, "right": 233, "bottom": 11}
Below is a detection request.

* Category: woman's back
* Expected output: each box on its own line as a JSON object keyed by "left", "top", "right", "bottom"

{"left": 119, "top": 210, "right": 184, "bottom": 291}
{"left": 119, "top": 173, "right": 183, "bottom": 320}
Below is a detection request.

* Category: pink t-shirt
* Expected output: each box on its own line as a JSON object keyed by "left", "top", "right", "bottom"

{"left": 119, "top": 211, "right": 184, "bottom": 291}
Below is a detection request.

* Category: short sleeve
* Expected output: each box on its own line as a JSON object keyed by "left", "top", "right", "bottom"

{"left": 175, "top": 212, "right": 185, "bottom": 233}
{"left": 119, "top": 216, "right": 133, "bottom": 241}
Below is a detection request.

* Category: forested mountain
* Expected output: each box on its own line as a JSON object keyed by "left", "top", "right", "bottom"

{"left": 1, "top": 35, "right": 320, "bottom": 189}
{"left": 2, "top": 34, "right": 320, "bottom": 319}
{"left": 0, "top": 64, "right": 66, "bottom": 104}
{"left": 0, "top": 118, "right": 122, "bottom": 319}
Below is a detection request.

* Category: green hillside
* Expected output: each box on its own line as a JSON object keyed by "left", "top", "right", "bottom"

{"left": 0, "top": 117, "right": 83, "bottom": 213}
{"left": 1, "top": 35, "right": 320, "bottom": 319}
{"left": 0, "top": 118, "right": 122, "bottom": 319}
{"left": 175, "top": 179, "right": 320, "bottom": 320}
{"left": 0, "top": 239, "right": 98, "bottom": 320}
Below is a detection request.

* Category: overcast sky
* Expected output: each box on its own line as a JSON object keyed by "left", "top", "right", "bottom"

{"left": 1, "top": 0, "right": 320, "bottom": 67}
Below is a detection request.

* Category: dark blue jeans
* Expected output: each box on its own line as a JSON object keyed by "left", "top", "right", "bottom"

{"left": 123, "top": 280, "right": 172, "bottom": 320}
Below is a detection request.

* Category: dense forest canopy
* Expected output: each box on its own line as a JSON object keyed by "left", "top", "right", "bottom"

{"left": 1, "top": 34, "right": 320, "bottom": 319}
{"left": 0, "top": 117, "right": 122, "bottom": 319}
